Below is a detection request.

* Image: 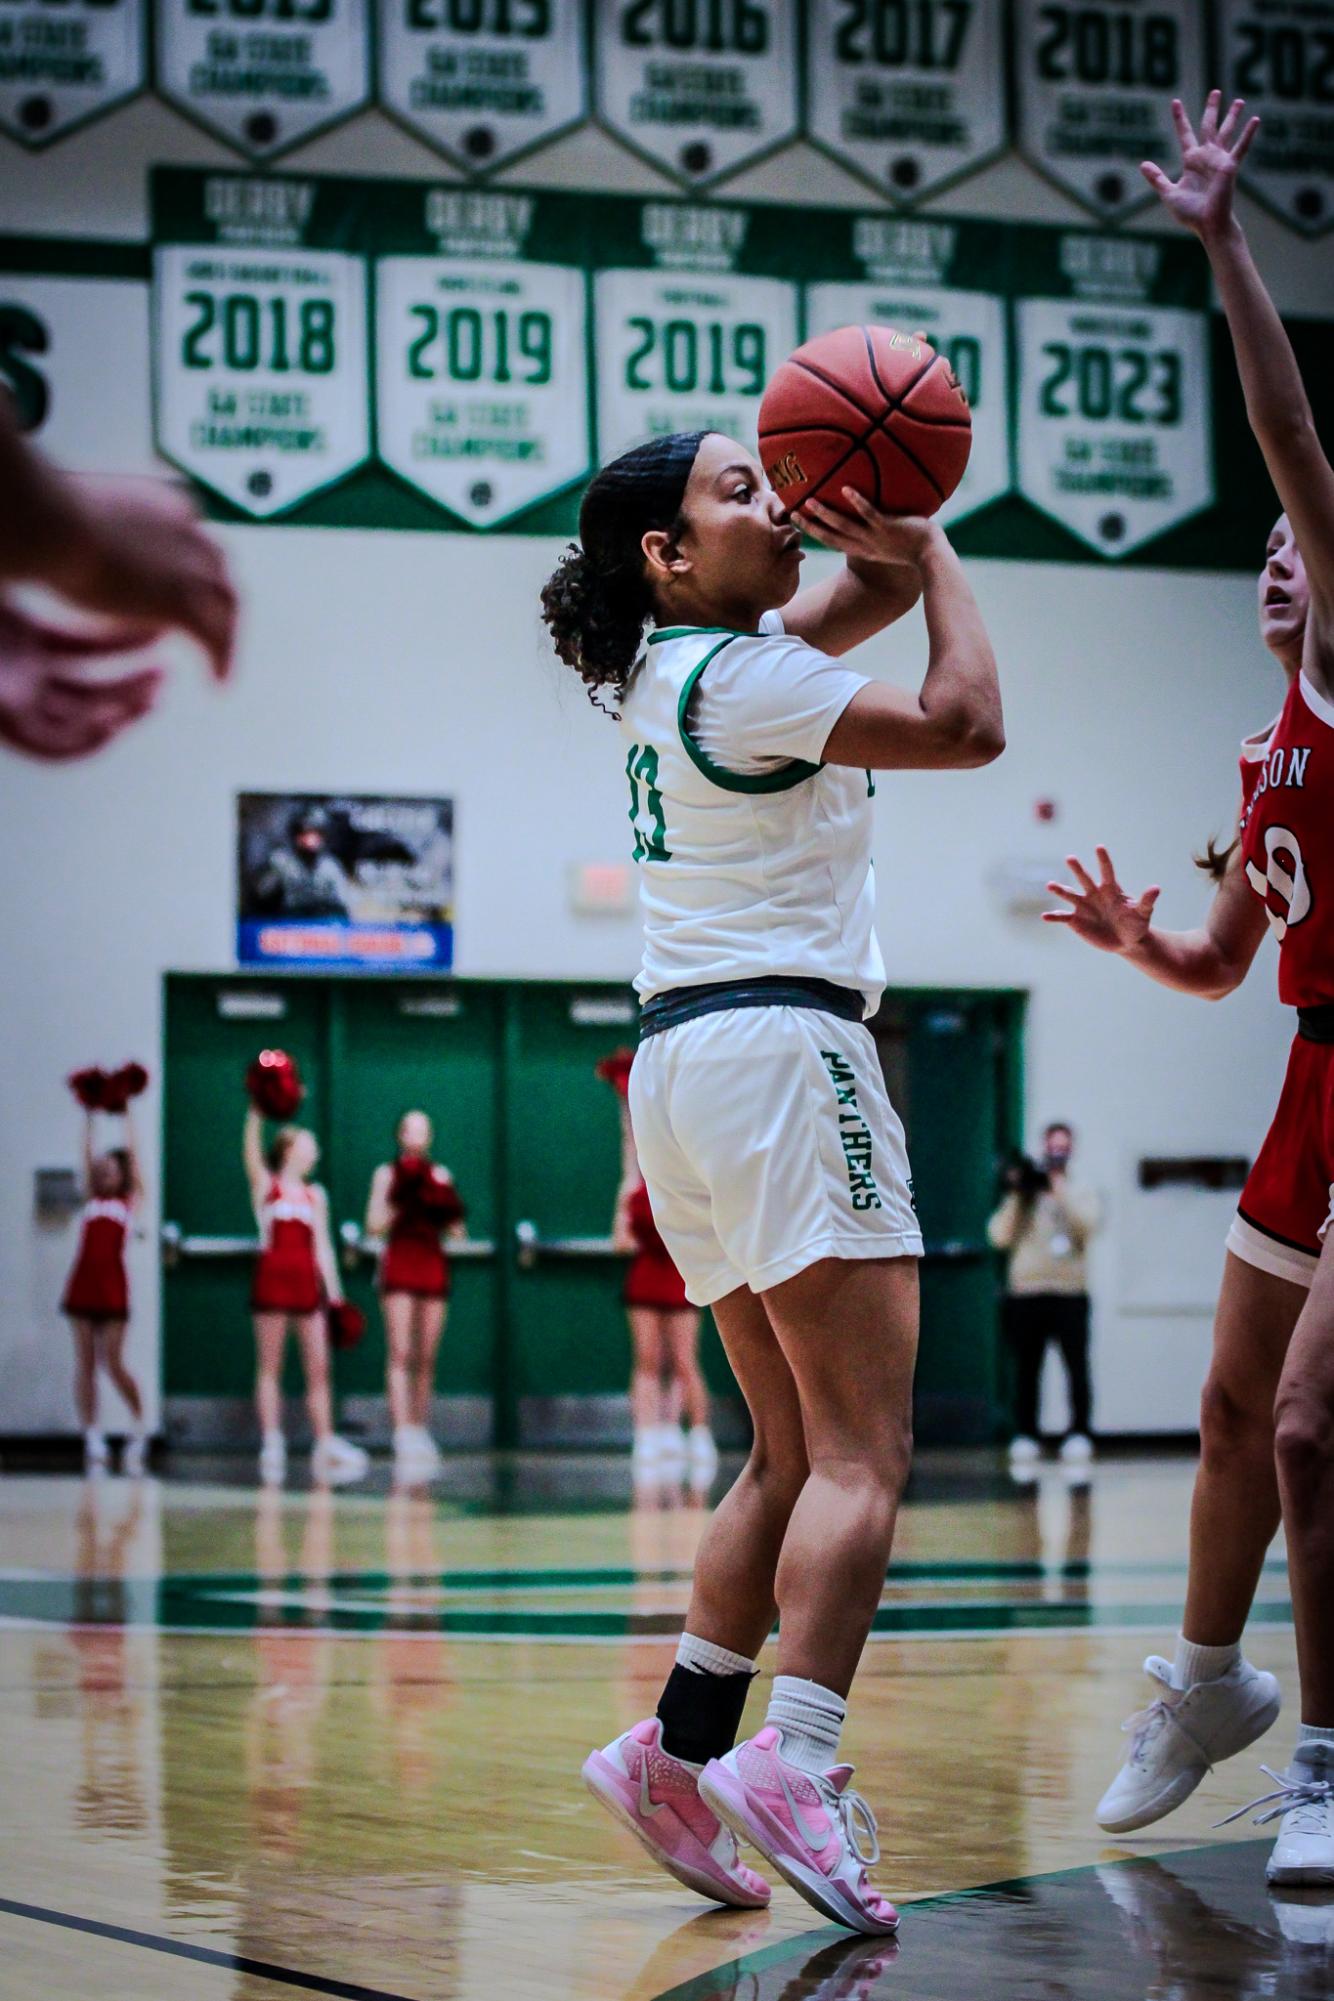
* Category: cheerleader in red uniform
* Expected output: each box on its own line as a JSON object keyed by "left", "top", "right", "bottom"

{"left": 63, "top": 1096, "right": 146, "bottom": 1475}
{"left": 600, "top": 1047, "right": 717, "bottom": 1482}
{"left": 365, "top": 1110, "right": 466, "bottom": 1476}
{"left": 243, "top": 1105, "right": 367, "bottom": 1485}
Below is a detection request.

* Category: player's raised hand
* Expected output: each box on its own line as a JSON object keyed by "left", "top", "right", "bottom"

{"left": 796, "top": 489, "right": 940, "bottom": 570}
{"left": 1044, "top": 847, "right": 1161, "bottom": 953}
{"left": 1141, "top": 92, "right": 1259, "bottom": 241}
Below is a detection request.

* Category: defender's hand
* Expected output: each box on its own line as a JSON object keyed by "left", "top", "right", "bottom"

{"left": 1044, "top": 846, "right": 1161, "bottom": 953}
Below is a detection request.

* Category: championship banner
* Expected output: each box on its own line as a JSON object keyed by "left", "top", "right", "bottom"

{"left": 0, "top": 0, "right": 144, "bottom": 146}
{"left": 806, "top": 0, "right": 1007, "bottom": 204}
{"left": 804, "top": 215, "right": 1011, "bottom": 526}
{"left": 1219, "top": 0, "right": 1334, "bottom": 236}
{"left": 1, "top": 245, "right": 153, "bottom": 471}
{"left": 1014, "top": 0, "right": 1207, "bottom": 220}
{"left": 237, "top": 793, "right": 454, "bottom": 971}
{"left": 593, "top": 0, "right": 798, "bottom": 186}
{"left": 593, "top": 199, "right": 798, "bottom": 463}
{"left": 376, "top": 0, "right": 585, "bottom": 170}
{"left": 1014, "top": 230, "right": 1212, "bottom": 557}
{"left": 152, "top": 172, "right": 370, "bottom": 518}
{"left": 154, "top": 0, "right": 369, "bottom": 157}
{"left": 373, "top": 188, "right": 591, "bottom": 527}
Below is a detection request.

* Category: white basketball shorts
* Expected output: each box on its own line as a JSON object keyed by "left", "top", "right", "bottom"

{"left": 628, "top": 1005, "right": 923, "bottom": 1306}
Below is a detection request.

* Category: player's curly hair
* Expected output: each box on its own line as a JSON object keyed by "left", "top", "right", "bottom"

{"left": 541, "top": 432, "right": 707, "bottom": 714}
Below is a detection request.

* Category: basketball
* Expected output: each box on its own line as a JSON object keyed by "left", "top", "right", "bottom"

{"left": 758, "top": 325, "right": 972, "bottom": 520}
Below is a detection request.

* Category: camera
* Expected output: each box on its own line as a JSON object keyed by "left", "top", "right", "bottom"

{"left": 1004, "top": 1153, "right": 1050, "bottom": 1200}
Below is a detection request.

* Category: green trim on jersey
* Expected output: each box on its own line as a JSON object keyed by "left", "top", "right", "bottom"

{"left": 675, "top": 635, "right": 822, "bottom": 796}
{"left": 649, "top": 625, "right": 755, "bottom": 644}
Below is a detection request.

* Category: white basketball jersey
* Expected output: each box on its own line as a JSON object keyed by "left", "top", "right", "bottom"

{"left": 620, "top": 615, "right": 886, "bottom": 1014}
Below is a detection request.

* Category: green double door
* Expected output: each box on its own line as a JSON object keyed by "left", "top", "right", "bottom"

{"left": 162, "top": 974, "right": 1022, "bottom": 1448}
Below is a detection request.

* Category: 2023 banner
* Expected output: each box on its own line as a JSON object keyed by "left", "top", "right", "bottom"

{"left": 1, "top": 4, "right": 1332, "bottom": 237}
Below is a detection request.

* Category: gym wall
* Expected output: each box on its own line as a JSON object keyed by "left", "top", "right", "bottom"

{"left": 2, "top": 86, "right": 1330, "bottom": 1440}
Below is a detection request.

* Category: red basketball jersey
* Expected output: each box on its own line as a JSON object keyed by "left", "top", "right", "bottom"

{"left": 1238, "top": 672, "right": 1334, "bottom": 1008}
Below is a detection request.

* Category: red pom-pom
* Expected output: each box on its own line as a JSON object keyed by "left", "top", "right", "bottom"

{"left": 245, "top": 1049, "right": 304, "bottom": 1119}
{"left": 416, "top": 1170, "right": 465, "bottom": 1226}
{"left": 69, "top": 1067, "right": 108, "bottom": 1110}
{"left": 100, "top": 1062, "right": 150, "bottom": 1114}
{"left": 595, "top": 1046, "right": 635, "bottom": 1100}
{"left": 327, "top": 1300, "right": 366, "bottom": 1351}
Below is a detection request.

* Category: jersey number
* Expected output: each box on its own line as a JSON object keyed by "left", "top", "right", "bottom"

{"left": 627, "top": 743, "right": 671, "bottom": 862}
{"left": 1246, "top": 824, "right": 1312, "bottom": 941}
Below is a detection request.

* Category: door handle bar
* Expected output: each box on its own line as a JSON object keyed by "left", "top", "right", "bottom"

{"left": 514, "top": 1221, "right": 620, "bottom": 1273}
{"left": 337, "top": 1223, "right": 496, "bottom": 1263}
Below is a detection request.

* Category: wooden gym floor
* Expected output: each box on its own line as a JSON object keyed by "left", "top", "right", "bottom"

{"left": 0, "top": 1450, "right": 1328, "bottom": 2000}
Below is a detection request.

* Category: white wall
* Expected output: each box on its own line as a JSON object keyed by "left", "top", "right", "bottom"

{"left": 2, "top": 93, "right": 1329, "bottom": 1439}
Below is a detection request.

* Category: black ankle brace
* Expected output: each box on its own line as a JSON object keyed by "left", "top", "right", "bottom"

{"left": 656, "top": 1661, "right": 754, "bottom": 1765}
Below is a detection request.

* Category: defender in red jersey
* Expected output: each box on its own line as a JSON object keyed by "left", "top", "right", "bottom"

{"left": 613, "top": 1176, "right": 716, "bottom": 1483}
{"left": 242, "top": 1104, "right": 367, "bottom": 1486}
{"left": 63, "top": 1097, "right": 147, "bottom": 1473}
{"left": 1048, "top": 93, "right": 1334, "bottom": 1885}
{"left": 365, "top": 1109, "right": 467, "bottom": 1478}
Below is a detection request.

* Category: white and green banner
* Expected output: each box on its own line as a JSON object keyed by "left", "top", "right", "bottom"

{"left": 1015, "top": 0, "right": 1207, "bottom": 219}
{"left": 0, "top": 0, "right": 144, "bottom": 146}
{"left": 1219, "top": 0, "right": 1334, "bottom": 235}
{"left": 154, "top": 0, "right": 370, "bottom": 156}
{"left": 1015, "top": 232, "right": 1211, "bottom": 555}
{"left": 595, "top": 264, "right": 797, "bottom": 463}
{"left": 593, "top": 0, "right": 798, "bottom": 185}
{"left": 375, "top": 0, "right": 584, "bottom": 168}
{"left": 376, "top": 253, "right": 590, "bottom": 524}
{"left": 153, "top": 188, "right": 370, "bottom": 514}
{"left": 806, "top": 0, "right": 1007, "bottom": 202}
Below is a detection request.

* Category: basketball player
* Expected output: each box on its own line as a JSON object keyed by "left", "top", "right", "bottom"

{"left": 365, "top": 1111, "right": 465, "bottom": 1475}
{"left": 545, "top": 428, "right": 1002, "bottom": 1932}
{"left": 0, "top": 404, "right": 235, "bottom": 760}
{"left": 244, "top": 1107, "right": 368, "bottom": 1485}
{"left": 63, "top": 1100, "right": 147, "bottom": 1474}
{"left": 1048, "top": 95, "right": 1334, "bottom": 1883}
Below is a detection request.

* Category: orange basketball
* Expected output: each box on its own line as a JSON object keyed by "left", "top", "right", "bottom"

{"left": 758, "top": 325, "right": 972, "bottom": 519}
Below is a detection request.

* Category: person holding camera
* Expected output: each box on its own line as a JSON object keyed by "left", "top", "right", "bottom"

{"left": 988, "top": 1122, "right": 1101, "bottom": 1467}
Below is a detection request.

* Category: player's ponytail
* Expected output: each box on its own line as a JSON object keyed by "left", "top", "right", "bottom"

{"left": 541, "top": 431, "right": 707, "bottom": 713}
{"left": 1194, "top": 835, "right": 1238, "bottom": 882}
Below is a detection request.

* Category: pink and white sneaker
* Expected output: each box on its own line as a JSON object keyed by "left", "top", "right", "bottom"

{"left": 699, "top": 1726, "right": 899, "bottom": 1936}
{"left": 582, "top": 1718, "right": 770, "bottom": 1909}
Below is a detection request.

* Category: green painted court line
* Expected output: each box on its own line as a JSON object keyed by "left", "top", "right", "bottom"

{"left": 13, "top": 1554, "right": 1284, "bottom": 1597}
{"left": 0, "top": 1575, "right": 1295, "bottom": 1642}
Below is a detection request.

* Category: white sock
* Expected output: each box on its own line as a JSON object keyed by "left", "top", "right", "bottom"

{"left": 262, "top": 1428, "right": 284, "bottom": 1450}
{"left": 766, "top": 1674, "right": 846, "bottom": 1774}
{"left": 1297, "top": 1723, "right": 1334, "bottom": 1749}
{"left": 1172, "top": 1635, "right": 1240, "bottom": 1690}
{"left": 676, "top": 1632, "right": 755, "bottom": 1678}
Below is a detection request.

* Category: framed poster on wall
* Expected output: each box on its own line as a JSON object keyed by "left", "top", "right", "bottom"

{"left": 237, "top": 792, "right": 455, "bottom": 970}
